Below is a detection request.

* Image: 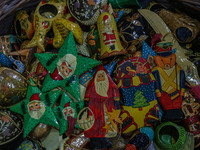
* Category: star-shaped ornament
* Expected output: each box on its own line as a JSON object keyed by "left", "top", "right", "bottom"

{"left": 10, "top": 79, "right": 61, "bottom": 137}
{"left": 53, "top": 92, "right": 84, "bottom": 136}
{"left": 102, "top": 123, "right": 113, "bottom": 133}
{"left": 35, "top": 31, "right": 101, "bottom": 101}
{"left": 106, "top": 108, "right": 123, "bottom": 125}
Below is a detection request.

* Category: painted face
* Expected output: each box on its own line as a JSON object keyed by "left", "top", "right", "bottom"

{"left": 63, "top": 107, "right": 75, "bottom": 119}
{"left": 97, "top": 73, "right": 105, "bottom": 82}
{"left": 29, "top": 102, "right": 41, "bottom": 112}
{"left": 59, "top": 62, "right": 72, "bottom": 77}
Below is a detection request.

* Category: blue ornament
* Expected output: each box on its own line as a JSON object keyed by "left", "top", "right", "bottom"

{"left": 0, "top": 53, "right": 13, "bottom": 68}
{"left": 140, "top": 126, "right": 154, "bottom": 141}
{"left": 142, "top": 41, "right": 156, "bottom": 60}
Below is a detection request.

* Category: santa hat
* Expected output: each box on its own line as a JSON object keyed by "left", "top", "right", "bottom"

{"left": 30, "top": 93, "right": 40, "bottom": 102}
{"left": 155, "top": 42, "right": 173, "bottom": 57}
{"left": 50, "top": 63, "right": 64, "bottom": 81}
{"left": 103, "top": 15, "right": 111, "bottom": 23}
{"left": 64, "top": 102, "right": 71, "bottom": 108}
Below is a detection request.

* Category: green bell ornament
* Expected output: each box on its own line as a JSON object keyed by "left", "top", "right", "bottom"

{"left": 10, "top": 79, "right": 61, "bottom": 138}
{"left": 109, "top": 0, "right": 151, "bottom": 9}
{"left": 35, "top": 31, "right": 101, "bottom": 101}
{"left": 53, "top": 92, "right": 84, "bottom": 136}
{"left": 154, "top": 122, "right": 194, "bottom": 150}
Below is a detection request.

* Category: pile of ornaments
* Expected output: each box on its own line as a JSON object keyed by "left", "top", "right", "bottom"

{"left": 0, "top": 0, "right": 200, "bottom": 149}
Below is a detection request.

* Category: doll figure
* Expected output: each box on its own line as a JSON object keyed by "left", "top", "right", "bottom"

{"left": 152, "top": 42, "right": 185, "bottom": 121}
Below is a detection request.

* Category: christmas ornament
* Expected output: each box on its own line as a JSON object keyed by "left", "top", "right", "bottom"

{"left": 76, "top": 32, "right": 90, "bottom": 57}
{"left": 8, "top": 56, "right": 24, "bottom": 73}
{"left": 182, "top": 89, "right": 200, "bottom": 148}
{"left": 157, "top": 9, "right": 200, "bottom": 43}
{"left": 54, "top": 92, "right": 84, "bottom": 136}
{"left": 138, "top": 9, "right": 200, "bottom": 87}
{"left": 40, "top": 128, "right": 62, "bottom": 150}
{"left": 35, "top": 32, "right": 101, "bottom": 101}
{"left": 142, "top": 41, "right": 156, "bottom": 69}
{"left": 97, "top": 12, "right": 126, "bottom": 59}
{"left": 117, "top": 12, "right": 154, "bottom": 50}
{"left": 126, "top": 132, "right": 150, "bottom": 150}
{"left": 79, "top": 65, "right": 122, "bottom": 149}
{"left": 154, "top": 122, "right": 194, "bottom": 150}
{"left": 14, "top": 10, "right": 35, "bottom": 40}
{"left": 67, "top": 0, "right": 107, "bottom": 26}
{"left": 0, "top": 109, "right": 23, "bottom": 150}
{"left": 52, "top": 18, "right": 83, "bottom": 48}
{"left": 86, "top": 27, "right": 101, "bottom": 58}
{"left": 10, "top": 79, "right": 61, "bottom": 137}
{"left": 152, "top": 41, "right": 185, "bottom": 121}
{"left": 115, "top": 57, "right": 159, "bottom": 134}
{"left": 26, "top": 0, "right": 66, "bottom": 51}
{"left": 16, "top": 139, "right": 42, "bottom": 150}
{"left": 0, "top": 67, "right": 27, "bottom": 108}
{"left": 0, "top": 35, "right": 18, "bottom": 56}
{"left": 29, "top": 123, "right": 51, "bottom": 140}
{"left": 109, "top": 0, "right": 150, "bottom": 9}
{"left": 0, "top": 53, "right": 13, "bottom": 68}
{"left": 59, "top": 132, "right": 90, "bottom": 150}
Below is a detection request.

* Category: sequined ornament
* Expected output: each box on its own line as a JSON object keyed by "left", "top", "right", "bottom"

{"left": 10, "top": 79, "right": 61, "bottom": 137}
{"left": 54, "top": 92, "right": 84, "bottom": 136}
{"left": 35, "top": 32, "right": 101, "bottom": 101}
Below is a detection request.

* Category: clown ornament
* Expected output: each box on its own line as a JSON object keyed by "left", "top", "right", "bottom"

{"left": 152, "top": 42, "right": 185, "bottom": 121}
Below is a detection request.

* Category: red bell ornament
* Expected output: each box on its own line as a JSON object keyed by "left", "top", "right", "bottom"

{"left": 97, "top": 12, "right": 126, "bottom": 59}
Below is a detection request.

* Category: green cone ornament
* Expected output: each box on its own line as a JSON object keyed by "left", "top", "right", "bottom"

{"left": 54, "top": 92, "right": 84, "bottom": 136}
{"left": 35, "top": 31, "right": 101, "bottom": 101}
{"left": 109, "top": 0, "right": 150, "bottom": 9}
{"left": 154, "top": 122, "right": 194, "bottom": 150}
{"left": 10, "top": 79, "right": 61, "bottom": 137}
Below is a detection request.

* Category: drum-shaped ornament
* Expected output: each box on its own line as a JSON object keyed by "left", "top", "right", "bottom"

{"left": 16, "top": 139, "right": 42, "bottom": 150}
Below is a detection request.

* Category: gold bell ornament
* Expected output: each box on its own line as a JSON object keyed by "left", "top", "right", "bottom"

{"left": 97, "top": 12, "right": 126, "bottom": 59}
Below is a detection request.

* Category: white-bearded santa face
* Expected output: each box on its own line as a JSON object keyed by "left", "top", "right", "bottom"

{"left": 94, "top": 70, "right": 109, "bottom": 97}
{"left": 28, "top": 101, "right": 46, "bottom": 120}
{"left": 62, "top": 107, "right": 75, "bottom": 120}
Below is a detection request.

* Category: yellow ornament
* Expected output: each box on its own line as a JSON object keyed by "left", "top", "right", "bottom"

{"left": 52, "top": 18, "right": 83, "bottom": 48}
{"left": 26, "top": 0, "right": 66, "bottom": 51}
{"left": 97, "top": 12, "right": 126, "bottom": 59}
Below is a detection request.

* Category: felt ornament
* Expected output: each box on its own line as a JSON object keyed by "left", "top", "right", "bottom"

{"left": 35, "top": 32, "right": 101, "bottom": 101}
{"left": 115, "top": 57, "right": 159, "bottom": 135}
{"left": 53, "top": 92, "right": 84, "bottom": 136}
{"left": 10, "top": 79, "right": 61, "bottom": 137}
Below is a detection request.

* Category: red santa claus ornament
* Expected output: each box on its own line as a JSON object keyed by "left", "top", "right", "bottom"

{"left": 78, "top": 65, "right": 122, "bottom": 149}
